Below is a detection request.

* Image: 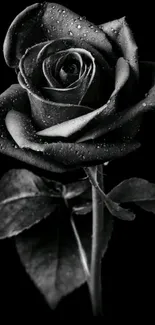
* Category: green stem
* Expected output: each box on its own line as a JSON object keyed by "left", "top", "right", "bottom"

{"left": 89, "top": 164, "right": 104, "bottom": 317}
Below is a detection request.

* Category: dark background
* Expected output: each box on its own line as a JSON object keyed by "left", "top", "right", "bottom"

{"left": 0, "top": 0, "right": 155, "bottom": 322}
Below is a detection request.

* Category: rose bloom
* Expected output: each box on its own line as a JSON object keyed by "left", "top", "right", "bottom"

{"left": 0, "top": 2, "right": 154, "bottom": 174}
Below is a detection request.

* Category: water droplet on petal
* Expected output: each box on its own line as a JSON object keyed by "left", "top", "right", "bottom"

{"left": 90, "top": 25, "right": 94, "bottom": 29}
{"left": 77, "top": 24, "right": 82, "bottom": 29}
{"left": 56, "top": 20, "right": 60, "bottom": 24}
{"left": 68, "top": 30, "right": 73, "bottom": 36}
{"left": 83, "top": 33, "right": 87, "bottom": 37}
{"left": 142, "top": 102, "right": 147, "bottom": 107}
{"left": 104, "top": 161, "right": 109, "bottom": 166}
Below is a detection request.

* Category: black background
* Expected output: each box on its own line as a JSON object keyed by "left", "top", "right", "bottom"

{"left": 0, "top": 0, "right": 155, "bottom": 322}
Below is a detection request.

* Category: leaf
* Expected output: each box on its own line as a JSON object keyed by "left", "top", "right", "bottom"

{"left": 85, "top": 166, "right": 135, "bottom": 220}
{"left": 108, "top": 177, "right": 155, "bottom": 214}
{"left": 16, "top": 206, "right": 113, "bottom": 309}
{"left": 72, "top": 210, "right": 114, "bottom": 264}
{"left": 70, "top": 216, "right": 90, "bottom": 278}
{"left": 62, "top": 177, "right": 91, "bottom": 200}
{"left": 72, "top": 201, "right": 92, "bottom": 215}
{"left": 0, "top": 169, "right": 61, "bottom": 239}
{"left": 16, "top": 209, "right": 89, "bottom": 309}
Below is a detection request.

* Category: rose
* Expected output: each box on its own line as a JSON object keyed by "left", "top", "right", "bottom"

{"left": 0, "top": 2, "right": 154, "bottom": 174}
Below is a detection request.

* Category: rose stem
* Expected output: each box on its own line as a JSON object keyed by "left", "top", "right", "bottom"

{"left": 88, "top": 164, "right": 104, "bottom": 318}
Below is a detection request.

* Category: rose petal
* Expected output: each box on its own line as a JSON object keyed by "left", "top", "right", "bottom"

{"left": 43, "top": 51, "right": 84, "bottom": 88}
{"left": 18, "top": 37, "right": 112, "bottom": 128}
{"left": 36, "top": 103, "right": 108, "bottom": 138}
{"left": 41, "top": 48, "right": 96, "bottom": 105}
{"left": 18, "top": 71, "right": 92, "bottom": 129}
{"left": 5, "top": 105, "right": 140, "bottom": 167}
{"left": 54, "top": 52, "right": 82, "bottom": 86}
{"left": 111, "top": 57, "right": 130, "bottom": 96}
{"left": 77, "top": 61, "right": 155, "bottom": 142}
{"left": 99, "top": 17, "right": 138, "bottom": 79}
{"left": 5, "top": 110, "right": 44, "bottom": 152}
{"left": 3, "top": 2, "right": 113, "bottom": 68}
{"left": 19, "top": 37, "right": 111, "bottom": 96}
{"left": 0, "top": 84, "right": 68, "bottom": 174}
{"left": 44, "top": 141, "right": 140, "bottom": 166}
{"left": 36, "top": 61, "right": 155, "bottom": 142}
{"left": 36, "top": 58, "right": 129, "bottom": 139}
{"left": 1, "top": 63, "right": 154, "bottom": 170}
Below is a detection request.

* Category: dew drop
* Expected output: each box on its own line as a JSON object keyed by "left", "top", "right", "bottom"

{"left": 56, "top": 20, "right": 60, "bottom": 24}
{"left": 58, "top": 9, "right": 62, "bottom": 13}
{"left": 79, "top": 16, "right": 83, "bottom": 20}
{"left": 142, "top": 102, "right": 147, "bottom": 107}
{"left": 95, "top": 29, "right": 98, "bottom": 33}
{"left": 68, "top": 30, "right": 73, "bottom": 36}
{"left": 77, "top": 24, "right": 82, "bottom": 29}
{"left": 90, "top": 25, "right": 94, "bottom": 29}
{"left": 83, "top": 33, "right": 87, "bottom": 37}
{"left": 62, "top": 10, "right": 66, "bottom": 13}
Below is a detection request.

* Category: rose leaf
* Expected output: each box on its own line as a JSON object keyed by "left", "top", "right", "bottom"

{"left": 85, "top": 166, "right": 135, "bottom": 221}
{"left": 16, "top": 207, "right": 113, "bottom": 309}
{"left": 16, "top": 210, "right": 89, "bottom": 309}
{"left": 108, "top": 177, "right": 155, "bottom": 214}
{"left": 62, "top": 177, "right": 91, "bottom": 200}
{"left": 0, "top": 169, "right": 62, "bottom": 239}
